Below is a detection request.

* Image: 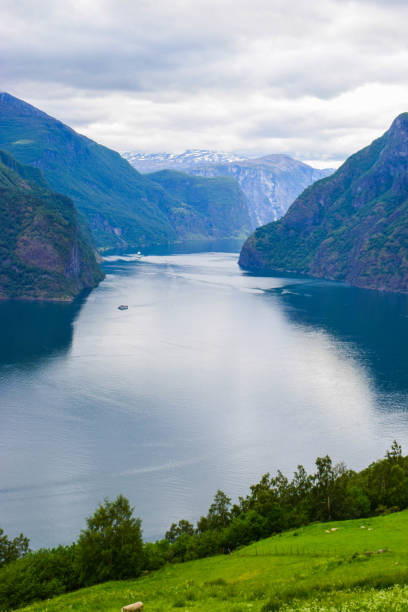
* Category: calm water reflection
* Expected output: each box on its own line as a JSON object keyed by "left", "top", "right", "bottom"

{"left": 0, "top": 252, "right": 407, "bottom": 548}
{"left": 0, "top": 298, "right": 84, "bottom": 368}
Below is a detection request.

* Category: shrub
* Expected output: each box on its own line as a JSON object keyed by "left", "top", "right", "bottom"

{"left": 0, "top": 545, "right": 79, "bottom": 611}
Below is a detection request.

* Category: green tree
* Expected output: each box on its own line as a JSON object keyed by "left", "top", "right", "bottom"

{"left": 386, "top": 440, "right": 403, "bottom": 464}
{"left": 165, "top": 519, "right": 195, "bottom": 543}
{"left": 245, "top": 473, "right": 277, "bottom": 516}
{"left": 0, "top": 528, "right": 30, "bottom": 567}
{"left": 198, "top": 490, "right": 232, "bottom": 532}
{"left": 77, "top": 495, "right": 144, "bottom": 585}
{"left": 312, "top": 456, "right": 349, "bottom": 521}
{"left": 360, "top": 443, "right": 408, "bottom": 512}
{"left": 224, "top": 510, "right": 268, "bottom": 549}
{"left": 343, "top": 486, "right": 371, "bottom": 518}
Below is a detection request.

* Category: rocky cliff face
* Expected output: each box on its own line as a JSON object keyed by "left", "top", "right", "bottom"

{"left": 0, "top": 149, "right": 103, "bottom": 300}
{"left": 189, "top": 155, "right": 333, "bottom": 228}
{"left": 123, "top": 150, "right": 333, "bottom": 229}
{"left": 239, "top": 114, "right": 408, "bottom": 294}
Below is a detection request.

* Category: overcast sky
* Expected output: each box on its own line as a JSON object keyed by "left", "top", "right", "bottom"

{"left": 1, "top": 0, "right": 407, "bottom": 167}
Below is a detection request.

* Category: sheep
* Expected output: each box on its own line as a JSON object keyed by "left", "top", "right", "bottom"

{"left": 121, "top": 603, "right": 144, "bottom": 611}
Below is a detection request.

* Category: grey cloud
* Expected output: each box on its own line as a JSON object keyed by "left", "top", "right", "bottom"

{"left": 1, "top": 0, "right": 406, "bottom": 97}
{"left": 1, "top": 0, "right": 408, "bottom": 162}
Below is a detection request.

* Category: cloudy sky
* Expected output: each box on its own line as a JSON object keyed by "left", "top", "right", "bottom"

{"left": 1, "top": 0, "right": 407, "bottom": 167}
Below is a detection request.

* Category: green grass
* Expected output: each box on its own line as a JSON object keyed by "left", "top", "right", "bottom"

{"left": 21, "top": 510, "right": 408, "bottom": 611}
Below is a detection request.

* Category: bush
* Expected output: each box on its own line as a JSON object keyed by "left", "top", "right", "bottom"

{"left": 0, "top": 545, "right": 79, "bottom": 611}
{"left": 143, "top": 540, "right": 169, "bottom": 571}
{"left": 223, "top": 511, "right": 268, "bottom": 549}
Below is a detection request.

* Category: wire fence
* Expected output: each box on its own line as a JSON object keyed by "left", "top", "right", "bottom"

{"left": 235, "top": 545, "right": 344, "bottom": 558}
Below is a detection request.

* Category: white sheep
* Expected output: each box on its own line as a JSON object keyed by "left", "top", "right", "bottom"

{"left": 122, "top": 602, "right": 144, "bottom": 611}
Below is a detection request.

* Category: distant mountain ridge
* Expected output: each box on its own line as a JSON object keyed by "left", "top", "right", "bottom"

{"left": 0, "top": 149, "right": 103, "bottom": 300}
{"left": 239, "top": 113, "right": 408, "bottom": 294}
{"left": 123, "top": 149, "right": 333, "bottom": 228}
{"left": 123, "top": 149, "right": 246, "bottom": 171}
{"left": 0, "top": 94, "right": 251, "bottom": 250}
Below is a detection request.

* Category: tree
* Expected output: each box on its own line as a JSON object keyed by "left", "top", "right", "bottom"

{"left": 291, "top": 465, "right": 312, "bottom": 501}
{"left": 165, "top": 519, "right": 195, "bottom": 543}
{"left": 0, "top": 528, "right": 30, "bottom": 567}
{"left": 208, "top": 490, "right": 232, "bottom": 529}
{"left": 386, "top": 440, "right": 403, "bottom": 464}
{"left": 245, "top": 473, "right": 278, "bottom": 517}
{"left": 77, "top": 495, "right": 144, "bottom": 585}
{"left": 361, "top": 443, "right": 408, "bottom": 511}
{"left": 197, "top": 490, "right": 232, "bottom": 533}
{"left": 343, "top": 486, "right": 370, "bottom": 518}
{"left": 223, "top": 510, "right": 268, "bottom": 548}
{"left": 312, "top": 456, "right": 349, "bottom": 521}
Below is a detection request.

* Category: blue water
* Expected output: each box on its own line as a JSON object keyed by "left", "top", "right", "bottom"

{"left": 0, "top": 250, "right": 407, "bottom": 549}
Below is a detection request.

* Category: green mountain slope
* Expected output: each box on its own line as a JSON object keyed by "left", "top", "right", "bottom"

{"left": 239, "top": 113, "right": 408, "bottom": 293}
{"left": 20, "top": 510, "right": 408, "bottom": 611}
{"left": 147, "top": 170, "right": 251, "bottom": 240}
{"left": 0, "top": 149, "right": 103, "bottom": 300}
{"left": 0, "top": 93, "right": 251, "bottom": 250}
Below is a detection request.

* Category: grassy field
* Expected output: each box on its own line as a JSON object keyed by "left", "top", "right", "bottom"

{"left": 22, "top": 511, "right": 408, "bottom": 611}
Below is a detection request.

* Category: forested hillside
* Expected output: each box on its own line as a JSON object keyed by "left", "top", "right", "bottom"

{"left": 0, "top": 149, "right": 103, "bottom": 300}
{"left": 240, "top": 114, "right": 408, "bottom": 293}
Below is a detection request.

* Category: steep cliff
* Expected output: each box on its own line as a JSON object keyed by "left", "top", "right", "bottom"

{"left": 0, "top": 150, "right": 103, "bottom": 300}
{"left": 239, "top": 114, "right": 408, "bottom": 293}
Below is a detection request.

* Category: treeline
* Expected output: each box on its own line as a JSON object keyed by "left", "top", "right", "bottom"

{"left": 1, "top": 442, "right": 408, "bottom": 610}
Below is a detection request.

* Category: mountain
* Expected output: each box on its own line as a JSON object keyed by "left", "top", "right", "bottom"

{"left": 0, "top": 94, "right": 250, "bottom": 251}
{"left": 188, "top": 155, "right": 333, "bottom": 228}
{"left": 0, "top": 149, "right": 103, "bottom": 300}
{"left": 239, "top": 114, "right": 408, "bottom": 294}
{"left": 146, "top": 170, "right": 251, "bottom": 240}
{"left": 123, "top": 150, "right": 333, "bottom": 228}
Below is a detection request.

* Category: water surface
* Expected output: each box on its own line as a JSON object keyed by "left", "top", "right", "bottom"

{"left": 1, "top": 251, "right": 407, "bottom": 548}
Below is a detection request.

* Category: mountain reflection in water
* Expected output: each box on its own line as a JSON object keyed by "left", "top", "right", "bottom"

{"left": 0, "top": 297, "right": 85, "bottom": 368}
{"left": 266, "top": 282, "right": 408, "bottom": 395}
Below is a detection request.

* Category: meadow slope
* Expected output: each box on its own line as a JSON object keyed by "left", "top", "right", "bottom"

{"left": 21, "top": 510, "right": 408, "bottom": 611}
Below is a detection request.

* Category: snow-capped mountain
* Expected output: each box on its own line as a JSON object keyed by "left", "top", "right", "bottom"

{"left": 122, "top": 149, "right": 246, "bottom": 173}
{"left": 122, "top": 150, "right": 334, "bottom": 228}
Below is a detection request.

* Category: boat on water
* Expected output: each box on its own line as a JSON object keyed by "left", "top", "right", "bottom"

{"left": 118, "top": 305, "right": 128, "bottom": 310}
